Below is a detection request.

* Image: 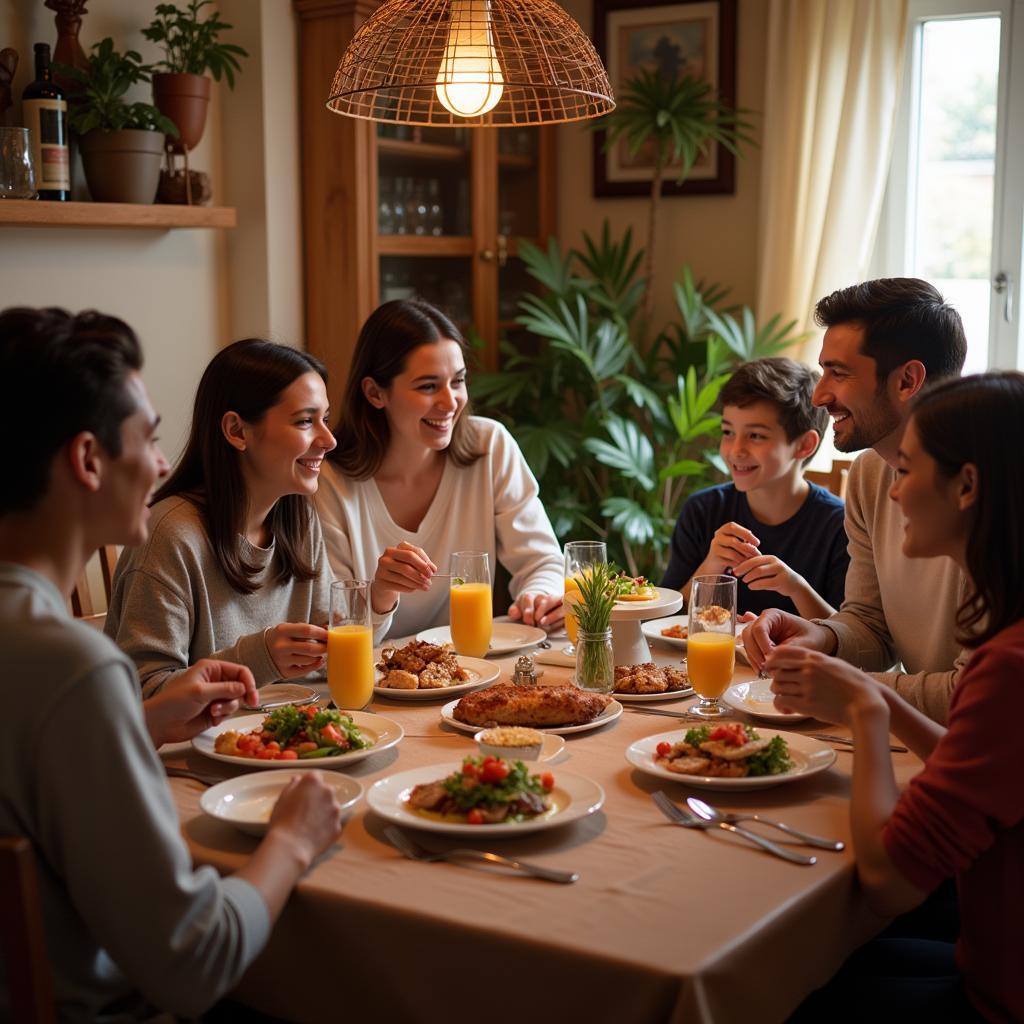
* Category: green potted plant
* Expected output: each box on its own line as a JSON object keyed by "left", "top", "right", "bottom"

{"left": 143, "top": 0, "right": 248, "bottom": 152}
{"left": 58, "top": 38, "right": 178, "bottom": 203}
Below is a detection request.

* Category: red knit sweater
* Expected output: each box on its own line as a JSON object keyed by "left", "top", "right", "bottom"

{"left": 883, "top": 619, "right": 1024, "bottom": 1023}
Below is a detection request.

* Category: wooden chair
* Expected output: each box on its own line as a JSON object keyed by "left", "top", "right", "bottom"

{"left": 805, "top": 459, "right": 852, "bottom": 500}
{"left": 69, "top": 545, "right": 119, "bottom": 628}
{"left": 0, "top": 837, "right": 55, "bottom": 1024}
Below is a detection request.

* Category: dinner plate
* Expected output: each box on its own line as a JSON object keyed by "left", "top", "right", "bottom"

{"left": 200, "top": 771, "right": 363, "bottom": 837}
{"left": 192, "top": 710, "right": 404, "bottom": 770}
{"left": 374, "top": 655, "right": 500, "bottom": 700}
{"left": 612, "top": 684, "right": 694, "bottom": 703}
{"left": 439, "top": 698, "right": 624, "bottom": 736}
{"left": 415, "top": 622, "right": 547, "bottom": 657}
{"left": 367, "top": 762, "right": 605, "bottom": 836}
{"left": 640, "top": 614, "right": 690, "bottom": 650}
{"left": 722, "top": 680, "right": 810, "bottom": 722}
{"left": 625, "top": 728, "right": 836, "bottom": 790}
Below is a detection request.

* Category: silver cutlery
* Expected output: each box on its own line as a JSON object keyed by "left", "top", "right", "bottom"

{"left": 624, "top": 706, "right": 702, "bottom": 720}
{"left": 164, "top": 766, "right": 223, "bottom": 787}
{"left": 685, "top": 797, "right": 843, "bottom": 851}
{"left": 801, "top": 732, "right": 908, "bottom": 753}
{"left": 383, "top": 825, "right": 578, "bottom": 884}
{"left": 651, "top": 791, "right": 816, "bottom": 866}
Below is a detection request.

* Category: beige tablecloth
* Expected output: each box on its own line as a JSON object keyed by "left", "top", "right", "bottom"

{"left": 164, "top": 635, "right": 922, "bottom": 1024}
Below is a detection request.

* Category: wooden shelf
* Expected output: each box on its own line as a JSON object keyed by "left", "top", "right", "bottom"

{"left": 0, "top": 200, "right": 237, "bottom": 229}
{"left": 377, "top": 138, "right": 468, "bottom": 164}
{"left": 378, "top": 234, "right": 475, "bottom": 257}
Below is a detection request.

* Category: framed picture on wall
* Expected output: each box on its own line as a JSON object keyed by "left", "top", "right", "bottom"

{"left": 592, "top": 0, "right": 738, "bottom": 197}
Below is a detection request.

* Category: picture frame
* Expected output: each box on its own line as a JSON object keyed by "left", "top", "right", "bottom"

{"left": 592, "top": 0, "right": 738, "bottom": 198}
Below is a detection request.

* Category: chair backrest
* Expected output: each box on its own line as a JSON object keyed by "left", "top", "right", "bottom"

{"left": 0, "top": 836, "right": 55, "bottom": 1024}
{"left": 805, "top": 459, "right": 852, "bottom": 501}
{"left": 69, "top": 546, "right": 119, "bottom": 619}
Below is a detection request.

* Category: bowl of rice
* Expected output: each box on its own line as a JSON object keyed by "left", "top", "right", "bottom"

{"left": 474, "top": 726, "right": 545, "bottom": 761}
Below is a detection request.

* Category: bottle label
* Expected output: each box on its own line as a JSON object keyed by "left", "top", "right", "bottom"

{"left": 24, "top": 99, "right": 70, "bottom": 191}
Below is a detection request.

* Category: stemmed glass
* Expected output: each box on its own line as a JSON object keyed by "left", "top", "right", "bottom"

{"left": 563, "top": 540, "right": 607, "bottom": 656}
{"left": 328, "top": 580, "right": 374, "bottom": 711}
{"left": 449, "top": 551, "right": 492, "bottom": 657}
{"left": 687, "top": 574, "right": 737, "bottom": 718}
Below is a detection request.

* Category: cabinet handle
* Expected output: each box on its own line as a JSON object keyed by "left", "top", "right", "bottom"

{"left": 480, "top": 249, "right": 496, "bottom": 262}
{"left": 993, "top": 271, "right": 1014, "bottom": 323}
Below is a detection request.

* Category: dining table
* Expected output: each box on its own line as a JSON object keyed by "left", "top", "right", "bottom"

{"left": 161, "top": 627, "right": 923, "bottom": 1024}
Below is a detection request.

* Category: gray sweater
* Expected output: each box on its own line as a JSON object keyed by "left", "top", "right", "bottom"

{"left": 814, "top": 449, "right": 968, "bottom": 723}
{"left": 106, "top": 496, "right": 332, "bottom": 696}
{"left": 0, "top": 563, "right": 269, "bottom": 1019}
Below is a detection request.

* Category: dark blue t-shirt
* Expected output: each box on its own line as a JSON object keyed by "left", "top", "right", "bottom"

{"left": 661, "top": 482, "right": 849, "bottom": 615}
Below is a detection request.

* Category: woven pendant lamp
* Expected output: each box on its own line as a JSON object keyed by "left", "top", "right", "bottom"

{"left": 327, "top": 0, "right": 614, "bottom": 127}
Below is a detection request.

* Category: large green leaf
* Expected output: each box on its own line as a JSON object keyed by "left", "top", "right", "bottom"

{"left": 583, "top": 415, "right": 656, "bottom": 491}
{"left": 600, "top": 496, "right": 657, "bottom": 545}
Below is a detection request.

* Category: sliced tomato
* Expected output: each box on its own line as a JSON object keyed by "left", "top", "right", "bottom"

{"left": 466, "top": 809, "right": 484, "bottom": 825}
{"left": 656, "top": 741, "right": 672, "bottom": 758}
{"left": 480, "top": 760, "right": 510, "bottom": 784}
{"left": 539, "top": 772, "right": 555, "bottom": 791}
{"left": 276, "top": 750, "right": 298, "bottom": 760}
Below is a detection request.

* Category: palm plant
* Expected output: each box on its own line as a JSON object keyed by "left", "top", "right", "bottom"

{"left": 598, "top": 70, "right": 755, "bottom": 341}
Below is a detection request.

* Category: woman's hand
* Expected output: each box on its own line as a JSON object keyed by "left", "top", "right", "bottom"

{"left": 371, "top": 542, "right": 437, "bottom": 614}
{"left": 144, "top": 659, "right": 258, "bottom": 747}
{"left": 508, "top": 592, "right": 564, "bottom": 629}
{"left": 743, "top": 608, "right": 835, "bottom": 672}
{"left": 267, "top": 772, "right": 347, "bottom": 867}
{"left": 764, "top": 646, "right": 886, "bottom": 724}
{"left": 266, "top": 622, "right": 328, "bottom": 679}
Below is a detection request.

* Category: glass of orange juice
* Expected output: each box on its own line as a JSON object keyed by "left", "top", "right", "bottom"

{"left": 449, "top": 552, "right": 492, "bottom": 657}
{"left": 687, "top": 574, "right": 737, "bottom": 719}
{"left": 564, "top": 541, "right": 607, "bottom": 655}
{"left": 328, "top": 580, "right": 374, "bottom": 711}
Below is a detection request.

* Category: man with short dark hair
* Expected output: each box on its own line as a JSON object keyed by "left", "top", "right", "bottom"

{"left": 745, "top": 279, "right": 969, "bottom": 723}
{"left": 0, "top": 307, "right": 344, "bottom": 1019}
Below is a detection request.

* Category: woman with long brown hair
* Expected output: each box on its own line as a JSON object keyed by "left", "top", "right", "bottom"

{"left": 316, "top": 299, "right": 564, "bottom": 640}
{"left": 767, "top": 372, "right": 1024, "bottom": 1021}
{"left": 106, "top": 339, "right": 337, "bottom": 696}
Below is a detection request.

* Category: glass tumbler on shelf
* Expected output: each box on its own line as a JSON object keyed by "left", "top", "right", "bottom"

{"left": 449, "top": 551, "right": 492, "bottom": 657}
{"left": 574, "top": 629, "right": 614, "bottom": 694}
{"left": 328, "top": 580, "right": 375, "bottom": 711}
{"left": 0, "top": 128, "right": 37, "bottom": 199}
{"left": 563, "top": 540, "right": 607, "bottom": 656}
{"left": 687, "top": 574, "right": 737, "bottom": 718}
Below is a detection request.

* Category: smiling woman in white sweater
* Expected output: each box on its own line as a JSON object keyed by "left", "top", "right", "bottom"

{"left": 316, "top": 299, "right": 564, "bottom": 641}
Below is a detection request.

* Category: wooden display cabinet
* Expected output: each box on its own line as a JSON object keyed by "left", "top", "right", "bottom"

{"left": 294, "top": 0, "right": 555, "bottom": 401}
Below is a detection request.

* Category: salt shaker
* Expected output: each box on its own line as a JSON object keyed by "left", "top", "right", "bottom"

{"left": 511, "top": 654, "right": 538, "bottom": 686}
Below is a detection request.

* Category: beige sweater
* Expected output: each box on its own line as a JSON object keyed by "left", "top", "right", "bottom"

{"left": 105, "top": 496, "right": 332, "bottom": 696}
{"left": 814, "top": 449, "right": 969, "bottom": 723}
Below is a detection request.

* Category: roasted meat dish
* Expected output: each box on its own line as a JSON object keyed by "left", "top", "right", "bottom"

{"left": 613, "top": 663, "right": 690, "bottom": 694}
{"left": 452, "top": 682, "right": 612, "bottom": 727}
{"left": 376, "top": 640, "right": 469, "bottom": 690}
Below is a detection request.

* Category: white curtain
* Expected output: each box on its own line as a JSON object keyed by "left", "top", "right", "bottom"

{"left": 755, "top": 0, "right": 909, "bottom": 362}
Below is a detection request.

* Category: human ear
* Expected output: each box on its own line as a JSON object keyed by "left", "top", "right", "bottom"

{"left": 957, "top": 463, "right": 979, "bottom": 511}
{"left": 794, "top": 430, "right": 819, "bottom": 462}
{"left": 221, "top": 411, "right": 247, "bottom": 452}
{"left": 894, "top": 360, "right": 928, "bottom": 403}
{"left": 66, "top": 432, "right": 103, "bottom": 492}
{"left": 361, "top": 377, "right": 388, "bottom": 410}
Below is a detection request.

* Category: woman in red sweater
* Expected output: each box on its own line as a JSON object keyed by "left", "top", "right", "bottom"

{"left": 766, "top": 372, "right": 1024, "bottom": 1023}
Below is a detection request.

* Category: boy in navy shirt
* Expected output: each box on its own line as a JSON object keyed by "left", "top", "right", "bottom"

{"left": 662, "top": 357, "right": 849, "bottom": 617}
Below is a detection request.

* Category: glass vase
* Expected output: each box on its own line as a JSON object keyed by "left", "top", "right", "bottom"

{"left": 574, "top": 629, "right": 614, "bottom": 694}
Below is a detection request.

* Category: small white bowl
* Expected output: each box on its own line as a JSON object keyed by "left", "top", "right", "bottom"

{"left": 474, "top": 727, "right": 545, "bottom": 761}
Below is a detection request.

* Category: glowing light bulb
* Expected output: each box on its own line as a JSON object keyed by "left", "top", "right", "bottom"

{"left": 435, "top": 0, "right": 505, "bottom": 118}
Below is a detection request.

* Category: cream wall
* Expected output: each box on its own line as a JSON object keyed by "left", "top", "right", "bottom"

{"left": 0, "top": 0, "right": 302, "bottom": 462}
{"left": 556, "top": 0, "right": 767, "bottom": 327}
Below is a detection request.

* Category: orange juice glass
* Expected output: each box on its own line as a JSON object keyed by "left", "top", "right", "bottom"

{"left": 328, "top": 580, "right": 374, "bottom": 710}
{"left": 687, "top": 574, "right": 737, "bottom": 718}
{"left": 563, "top": 541, "right": 606, "bottom": 654}
{"left": 449, "top": 552, "right": 492, "bottom": 657}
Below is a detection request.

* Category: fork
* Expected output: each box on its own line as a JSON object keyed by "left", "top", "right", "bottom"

{"left": 651, "top": 791, "right": 816, "bottom": 866}
{"left": 164, "top": 766, "right": 223, "bottom": 787}
{"left": 383, "top": 826, "right": 578, "bottom": 883}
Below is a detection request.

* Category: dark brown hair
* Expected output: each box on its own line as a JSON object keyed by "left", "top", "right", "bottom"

{"left": 720, "top": 357, "right": 827, "bottom": 461}
{"left": 911, "top": 371, "right": 1024, "bottom": 647}
{"left": 0, "top": 307, "right": 142, "bottom": 515}
{"left": 329, "top": 299, "right": 482, "bottom": 479}
{"left": 814, "top": 278, "right": 967, "bottom": 385}
{"left": 153, "top": 339, "right": 328, "bottom": 595}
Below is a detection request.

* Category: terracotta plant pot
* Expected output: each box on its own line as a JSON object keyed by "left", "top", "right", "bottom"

{"left": 78, "top": 128, "right": 164, "bottom": 203}
{"left": 153, "top": 72, "right": 211, "bottom": 153}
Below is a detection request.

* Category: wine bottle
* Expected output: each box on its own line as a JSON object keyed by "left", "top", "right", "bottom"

{"left": 22, "top": 43, "right": 70, "bottom": 201}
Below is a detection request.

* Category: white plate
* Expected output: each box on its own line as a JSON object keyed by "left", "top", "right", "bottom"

{"left": 200, "top": 771, "right": 363, "bottom": 837}
{"left": 415, "top": 622, "right": 547, "bottom": 657}
{"left": 192, "top": 710, "right": 404, "bottom": 770}
{"left": 625, "top": 728, "right": 836, "bottom": 790}
{"left": 440, "top": 697, "right": 624, "bottom": 736}
{"left": 609, "top": 587, "right": 683, "bottom": 621}
{"left": 613, "top": 685, "right": 694, "bottom": 703}
{"left": 641, "top": 614, "right": 690, "bottom": 650}
{"left": 367, "top": 762, "right": 604, "bottom": 836}
{"left": 374, "top": 655, "right": 500, "bottom": 700}
{"left": 722, "top": 680, "right": 809, "bottom": 722}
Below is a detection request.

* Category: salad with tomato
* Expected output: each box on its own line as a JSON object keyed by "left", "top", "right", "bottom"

{"left": 406, "top": 757, "right": 555, "bottom": 824}
{"left": 610, "top": 572, "right": 657, "bottom": 601}
{"left": 214, "top": 703, "right": 371, "bottom": 761}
